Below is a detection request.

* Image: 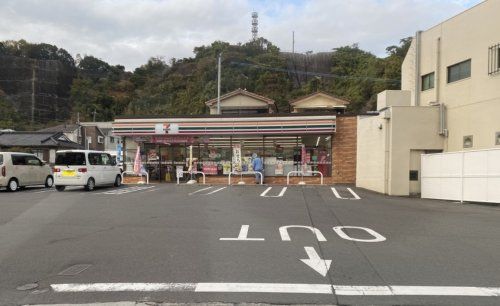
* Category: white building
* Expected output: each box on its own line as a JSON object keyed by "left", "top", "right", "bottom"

{"left": 356, "top": 0, "right": 500, "bottom": 197}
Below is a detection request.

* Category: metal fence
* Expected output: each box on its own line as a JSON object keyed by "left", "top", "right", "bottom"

{"left": 421, "top": 148, "right": 500, "bottom": 203}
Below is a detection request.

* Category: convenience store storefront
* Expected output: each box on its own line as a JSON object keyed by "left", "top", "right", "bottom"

{"left": 112, "top": 114, "right": 357, "bottom": 184}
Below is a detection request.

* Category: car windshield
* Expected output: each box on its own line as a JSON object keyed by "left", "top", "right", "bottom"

{"left": 55, "top": 152, "right": 86, "bottom": 165}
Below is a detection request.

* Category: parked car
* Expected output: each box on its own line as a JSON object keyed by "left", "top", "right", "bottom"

{"left": 53, "top": 150, "right": 122, "bottom": 191}
{"left": 0, "top": 152, "right": 54, "bottom": 191}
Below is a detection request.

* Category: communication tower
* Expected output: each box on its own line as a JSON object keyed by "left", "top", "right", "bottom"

{"left": 252, "top": 12, "right": 258, "bottom": 40}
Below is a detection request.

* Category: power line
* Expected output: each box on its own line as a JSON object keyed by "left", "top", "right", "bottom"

{"left": 230, "top": 61, "right": 401, "bottom": 84}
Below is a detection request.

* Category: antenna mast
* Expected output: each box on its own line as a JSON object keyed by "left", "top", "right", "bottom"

{"left": 252, "top": 12, "right": 258, "bottom": 40}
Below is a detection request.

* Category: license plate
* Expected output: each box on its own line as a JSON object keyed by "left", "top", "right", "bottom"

{"left": 62, "top": 170, "right": 76, "bottom": 177}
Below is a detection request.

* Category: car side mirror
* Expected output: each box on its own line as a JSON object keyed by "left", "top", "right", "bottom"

{"left": 111, "top": 160, "right": 117, "bottom": 166}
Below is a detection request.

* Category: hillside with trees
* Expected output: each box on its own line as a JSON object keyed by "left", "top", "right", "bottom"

{"left": 0, "top": 37, "right": 411, "bottom": 130}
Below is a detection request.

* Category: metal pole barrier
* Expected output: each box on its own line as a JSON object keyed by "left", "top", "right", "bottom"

{"left": 121, "top": 171, "right": 149, "bottom": 185}
{"left": 228, "top": 171, "right": 262, "bottom": 185}
{"left": 286, "top": 170, "right": 323, "bottom": 185}
{"left": 177, "top": 171, "right": 206, "bottom": 184}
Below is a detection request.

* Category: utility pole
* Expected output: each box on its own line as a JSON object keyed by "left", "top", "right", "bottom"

{"left": 92, "top": 108, "right": 97, "bottom": 122}
{"left": 217, "top": 53, "right": 222, "bottom": 115}
{"left": 76, "top": 112, "right": 80, "bottom": 124}
{"left": 31, "top": 63, "right": 36, "bottom": 126}
{"left": 292, "top": 31, "right": 295, "bottom": 54}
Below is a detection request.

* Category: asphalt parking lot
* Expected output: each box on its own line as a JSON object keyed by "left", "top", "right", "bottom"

{"left": 0, "top": 183, "right": 499, "bottom": 305}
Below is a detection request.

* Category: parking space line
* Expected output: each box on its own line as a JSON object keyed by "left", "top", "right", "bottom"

{"left": 188, "top": 186, "right": 213, "bottom": 195}
{"left": 331, "top": 187, "right": 361, "bottom": 200}
{"left": 205, "top": 186, "right": 226, "bottom": 194}
{"left": 97, "top": 186, "right": 154, "bottom": 195}
{"left": 260, "top": 187, "right": 287, "bottom": 197}
{"left": 51, "top": 283, "right": 500, "bottom": 296}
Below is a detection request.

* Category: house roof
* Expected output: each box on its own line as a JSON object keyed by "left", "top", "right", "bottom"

{"left": 38, "top": 123, "right": 80, "bottom": 133}
{"left": 289, "top": 91, "right": 351, "bottom": 106}
{"left": 205, "top": 88, "right": 275, "bottom": 107}
{"left": 0, "top": 131, "right": 83, "bottom": 149}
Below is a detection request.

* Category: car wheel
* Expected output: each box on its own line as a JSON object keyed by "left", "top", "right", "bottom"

{"left": 114, "top": 175, "right": 122, "bottom": 187}
{"left": 7, "top": 179, "right": 18, "bottom": 192}
{"left": 55, "top": 185, "right": 66, "bottom": 191}
{"left": 84, "top": 178, "right": 95, "bottom": 191}
{"left": 45, "top": 176, "right": 54, "bottom": 188}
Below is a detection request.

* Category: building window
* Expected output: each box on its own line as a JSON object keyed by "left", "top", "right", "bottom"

{"left": 463, "top": 135, "right": 473, "bottom": 148}
{"left": 421, "top": 72, "right": 435, "bottom": 91}
{"left": 488, "top": 43, "right": 500, "bottom": 75}
{"left": 495, "top": 132, "right": 500, "bottom": 146}
{"left": 97, "top": 136, "right": 104, "bottom": 144}
{"left": 447, "top": 59, "right": 471, "bottom": 83}
{"left": 109, "top": 136, "right": 115, "bottom": 143}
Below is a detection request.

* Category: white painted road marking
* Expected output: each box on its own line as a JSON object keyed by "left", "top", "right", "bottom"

{"left": 300, "top": 246, "right": 332, "bottom": 277}
{"left": 260, "top": 187, "right": 287, "bottom": 197}
{"left": 331, "top": 187, "right": 361, "bottom": 200}
{"left": 189, "top": 186, "right": 226, "bottom": 195}
{"left": 188, "top": 186, "right": 213, "bottom": 195}
{"left": 220, "top": 225, "right": 265, "bottom": 241}
{"left": 279, "top": 225, "right": 327, "bottom": 241}
{"left": 205, "top": 186, "right": 226, "bottom": 194}
{"left": 333, "top": 226, "right": 386, "bottom": 242}
{"left": 50, "top": 283, "right": 500, "bottom": 296}
{"left": 98, "top": 186, "right": 154, "bottom": 195}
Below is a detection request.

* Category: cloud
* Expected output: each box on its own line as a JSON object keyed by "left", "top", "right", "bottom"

{"left": 0, "top": 0, "right": 482, "bottom": 70}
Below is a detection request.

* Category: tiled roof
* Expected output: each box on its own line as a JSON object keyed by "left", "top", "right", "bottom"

{"left": 0, "top": 132, "right": 82, "bottom": 148}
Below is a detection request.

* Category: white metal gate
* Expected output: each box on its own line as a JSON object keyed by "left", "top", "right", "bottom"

{"left": 421, "top": 148, "right": 500, "bottom": 203}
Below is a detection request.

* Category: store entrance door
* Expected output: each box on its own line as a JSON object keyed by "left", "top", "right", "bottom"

{"left": 158, "top": 145, "right": 186, "bottom": 183}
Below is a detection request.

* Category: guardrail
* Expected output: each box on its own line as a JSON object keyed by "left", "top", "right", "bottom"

{"left": 228, "top": 171, "right": 263, "bottom": 185}
{"left": 286, "top": 170, "right": 323, "bottom": 185}
{"left": 176, "top": 171, "right": 206, "bottom": 185}
{"left": 121, "top": 171, "right": 149, "bottom": 185}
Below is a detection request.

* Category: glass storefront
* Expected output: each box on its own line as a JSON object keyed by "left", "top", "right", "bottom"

{"left": 124, "top": 134, "right": 332, "bottom": 182}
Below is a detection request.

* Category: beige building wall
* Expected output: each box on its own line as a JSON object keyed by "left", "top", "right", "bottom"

{"left": 291, "top": 94, "right": 347, "bottom": 112}
{"left": 208, "top": 95, "right": 270, "bottom": 114}
{"left": 356, "top": 115, "right": 387, "bottom": 193}
{"left": 356, "top": 106, "right": 444, "bottom": 196}
{"left": 401, "top": 0, "right": 500, "bottom": 152}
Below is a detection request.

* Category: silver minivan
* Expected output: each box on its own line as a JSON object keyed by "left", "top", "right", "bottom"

{"left": 0, "top": 152, "right": 54, "bottom": 191}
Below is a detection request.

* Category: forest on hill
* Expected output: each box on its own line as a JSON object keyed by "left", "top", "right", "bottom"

{"left": 0, "top": 37, "right": 411, "bottom": 130}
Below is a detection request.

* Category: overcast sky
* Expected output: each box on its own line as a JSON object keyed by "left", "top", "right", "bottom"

{"left": 0, "top": 0, "right": 482, "bottom": 71}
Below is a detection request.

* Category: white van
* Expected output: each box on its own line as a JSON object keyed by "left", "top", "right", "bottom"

{"left": 0, "top": 152, "right": 54, "bottom": 191}
{"left": 53, "top": 150, "right": 122, "bottom": 191}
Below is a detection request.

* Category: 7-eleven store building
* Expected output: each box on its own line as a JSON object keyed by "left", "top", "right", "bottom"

{"left": 112, "top": 113, "right": 357, "bottom": 185}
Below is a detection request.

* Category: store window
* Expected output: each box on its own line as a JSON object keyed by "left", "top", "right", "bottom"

{"left": 263, "top": 136, "right": 297, "bottom": 177}
{"left": 297, "top": 135, "right": 332, "bottom": 176}
{"left": 199, "top": 137, "right": 232, "bottom": 175}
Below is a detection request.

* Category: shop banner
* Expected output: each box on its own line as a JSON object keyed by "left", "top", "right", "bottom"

{"left": 232, "top": 144, "right": 242, "bottom": 173}
{"left": 151, "top": 135, "right": 194, "bottom": 144}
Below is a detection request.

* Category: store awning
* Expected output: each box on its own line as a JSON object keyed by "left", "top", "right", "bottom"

{"left": 112, "top": 115, "right": 336, "bottom": 136}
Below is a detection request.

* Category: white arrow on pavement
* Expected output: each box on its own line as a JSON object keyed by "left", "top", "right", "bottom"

{"left": 300, "top": 246, "right": 332, "bottom": 277}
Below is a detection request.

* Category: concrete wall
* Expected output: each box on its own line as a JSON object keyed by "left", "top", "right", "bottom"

{"left": 356, "top": 106, "right": 444, "bottom": 196}
{"left": 376, "top": 90, "right": 411, "bottom": 110}
{"left": 401, "top": 0, "right": 500, "bottom": 151}
{"left": 388, "top": 107, "right": 443, "bottom": 195}
{"left": 356, "top": 114, "right": 387, "bottom": 193}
